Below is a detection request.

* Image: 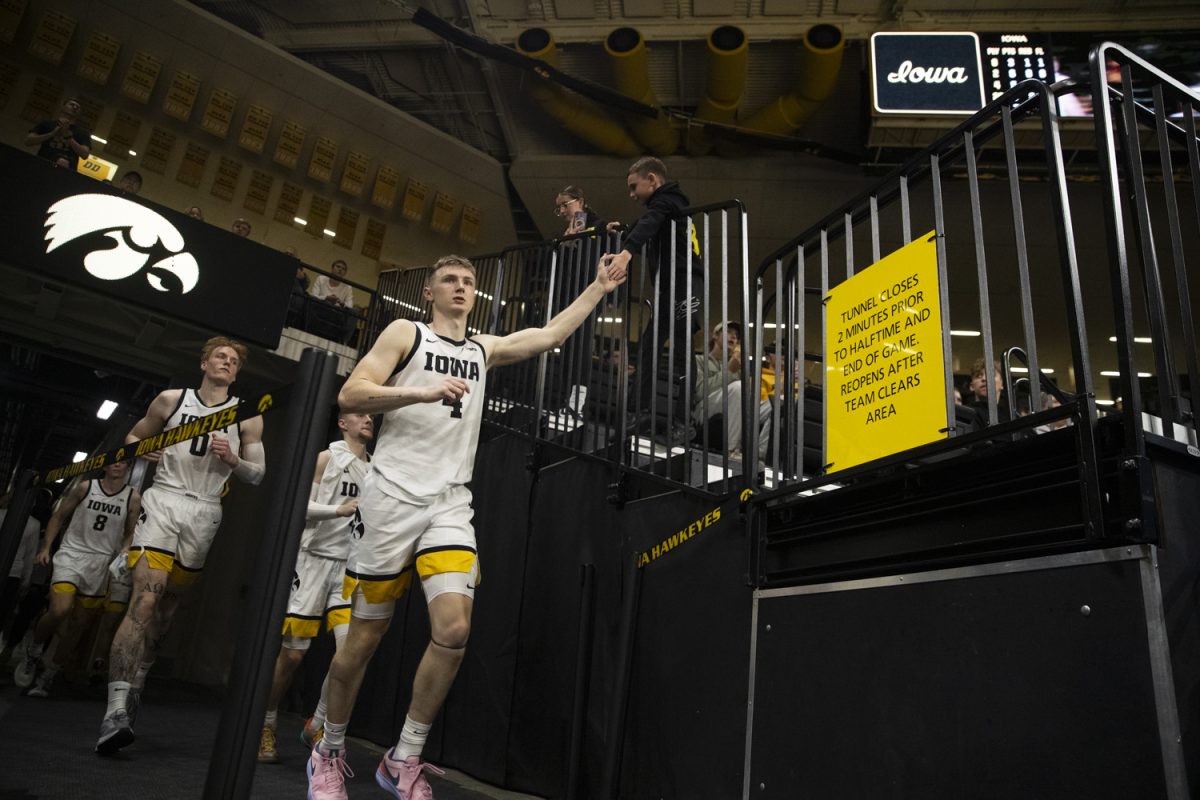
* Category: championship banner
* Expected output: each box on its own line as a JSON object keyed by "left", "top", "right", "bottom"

{"left": 40, "top": 386, "right": 287, "bottom": 483}
{"left": 824, "top": 231, "right": 946, "bottom": 472}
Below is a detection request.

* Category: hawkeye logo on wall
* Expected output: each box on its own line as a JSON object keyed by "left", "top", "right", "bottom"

{"left": 44, "top": 194, "right": 200, "bottom": 294}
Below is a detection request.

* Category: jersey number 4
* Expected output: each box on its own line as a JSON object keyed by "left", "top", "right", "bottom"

{"left": 442, "top": 398, "right": 463, "bottom": 419}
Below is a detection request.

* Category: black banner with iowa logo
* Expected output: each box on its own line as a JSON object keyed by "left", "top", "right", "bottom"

{"left": 41, "top": 387, "right": 286, "bottom": 484}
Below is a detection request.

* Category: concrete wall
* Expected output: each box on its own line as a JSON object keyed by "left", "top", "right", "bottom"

{"left": 0, "top": 0, "right": 518, "bottom": 292}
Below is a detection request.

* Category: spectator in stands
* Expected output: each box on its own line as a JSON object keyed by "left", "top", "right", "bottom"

{"left": 25, "top": 98, "right": 90, "bottom": 170}
{"left": 232, "top": 218, "right": 252, "bottom": 237}
{"left": 1035, "top": 387, "right": 1069, "bottom": 434}
{"left": 309, "top": 260, "right": 356, "bottom": 344}
{"left": 760, "top": 349, "right": 778, "bottom": 403}
{"left": 963, "top": 357, "right": 1009, "bottom": 423}
{"left": 604, "top": 157, "right": 705, "bottom": 437}
{"left": 555, "top": 185, "right": 604, "bottom": 236}
{"left": 552, "top": 186, "right": 608, "bottom": 417}
{"left": 186, "top": 206, "right": 205, "bottom": 220}
{"left": 311, "top": 259, "right": 354, "bottom": 309}
{"left": 116, "top": 171, "right": 143, "bottom": 195}
{"left": 693, "top": 321, "right": 771, "bottom": 461}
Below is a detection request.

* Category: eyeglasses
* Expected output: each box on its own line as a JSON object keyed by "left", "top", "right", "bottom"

{"left": 555, "top": 200, "right": 576, "bottom": 213}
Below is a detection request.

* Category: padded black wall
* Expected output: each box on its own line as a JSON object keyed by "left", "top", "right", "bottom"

{"left": 748, "top": 556, "right": 1171, "bottom": 799}
{"left": 338, "top": 430, "right": 753, "bottom": 798}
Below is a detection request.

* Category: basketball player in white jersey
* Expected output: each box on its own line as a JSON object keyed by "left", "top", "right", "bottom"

{"left": 97, "top": 336, "right": 266, "bottom": 754}
{"left": 13, "top": 460, "right": 140, "bottom": 695}
{"left": 305, "top": 254, "right": 624, "bottom": 800}
{"left": 258, "top": 411, "right": 373, "bottom": 763}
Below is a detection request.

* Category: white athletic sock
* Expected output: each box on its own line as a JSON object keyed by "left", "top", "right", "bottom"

{"left": 319, "top": 721, "right": 347, "bottom": 754}
{"left": 105, "top": 681, "right": 131, "bottom": 718}
{"left": 394, "top": 715, "right": 431, "bottom": 761}
{"left": 314, "top": 695, "right": 328, "bottom": 734}
{"left": 264, "top": 709, "right": 278, "bottom": 729}
{"left": 131, "top": 661, "right": 153, "bottom": 689}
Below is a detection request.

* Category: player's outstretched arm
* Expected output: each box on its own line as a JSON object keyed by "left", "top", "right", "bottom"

{"left": 36, "top": 479, "right": 88, "bottom": 565}
{"left": 479, "top": 255, "right": 626, "bottom": 369}
{"left": 125, "top": 389, "right": 183, "bottom": 462}
{"left": 339, "top": 319, "right": 469, "bottom": 414}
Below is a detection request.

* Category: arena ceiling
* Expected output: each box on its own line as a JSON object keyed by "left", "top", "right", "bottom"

{"left": 189, "top": 0, "right": 1199, "bottom": 166}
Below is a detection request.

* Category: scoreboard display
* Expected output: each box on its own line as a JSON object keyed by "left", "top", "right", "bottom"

{"left": 979, "top": 33, "right": 1052, "bottom": 103}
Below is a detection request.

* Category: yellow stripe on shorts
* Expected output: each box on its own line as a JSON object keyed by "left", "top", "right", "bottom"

{"left": 50, "top": 582, "right": 78, "bottom": 595}
{"left": 344, "top": 570, "right": 412, "bottom": 605}
{"left": 326, "top": 606, "right": 351, "bottom": 630}
{"left": 78, "top": 594, "right": 106, "bottom": 610}
{"left": 129, "top": 547, "right": 174, "bottom": 573}
{"left": 282, "top": 615, "right": 322, "bottom": 639}
{"left": 105, "top": 599, "right": 128, "bottom": 613}
{"left": 415, "top": 548, "right": 477, "bottom": 580}
{"left": 168, "top": 561, "right": 203, "bottom": 587}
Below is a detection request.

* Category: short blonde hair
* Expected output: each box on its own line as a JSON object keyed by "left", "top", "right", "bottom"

{"left": 426, "top": 255, "right": 476, "bottom": 285}
{"left": 201, "top": 336, "right": 248, "bottom": 366}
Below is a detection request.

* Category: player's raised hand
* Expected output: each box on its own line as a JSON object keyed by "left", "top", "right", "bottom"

{"left": 598, "top": 253, "right": 630, "bottom": 289}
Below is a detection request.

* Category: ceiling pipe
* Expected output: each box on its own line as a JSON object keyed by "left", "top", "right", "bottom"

{"left": 515, "top": 28, "right": 641, "bottom": 157}
{"left": 603, "top": 27, "right": 679, "bottom": 156}
{"left": 689, "top": 25, "right": 749, "bottom": 156}
{"left": 739, "top": 24, "right": 844, "bottom": 138}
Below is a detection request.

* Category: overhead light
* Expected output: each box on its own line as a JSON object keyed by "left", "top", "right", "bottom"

{"left": 1010, "top": 367, "right": 1054, "bottom": 374}
{"left": 1100, "top": 370, "right": 1151, "bottom": 378}
{"left": 950, "top": 330, "right": 980, "bottom": 337}
{"left": 91, "top": 134, "right": 108, "bottom": 144}
{"left": 746, "top": 323, "right": 801, "bottom": 329}
{"left": 97, "top": 400, "right": 118, "bottom": 419}
{"left": 73, "top": 451, "right": 88, "bottom": 463}
{"left": 323, "top": 228, "right": 336, "bottom": 237}
{"left": 128, "top": 150, "right": 137, "bottom": 156}
{"left": 294, "top": 216, "right": 307, "bottom": 225}
{"left": 1095, "top": 399, "right": 1116, "bottom": 406}
{"left": 1108, "top": 336, "right": 1153, "bottom": 343}
{"left": 599, "top": 317, "right": 623, "bottom": 323}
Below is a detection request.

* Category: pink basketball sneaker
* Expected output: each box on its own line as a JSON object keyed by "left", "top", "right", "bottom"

{"left": 375, "top": 748, "right": 444, "bottom": 800}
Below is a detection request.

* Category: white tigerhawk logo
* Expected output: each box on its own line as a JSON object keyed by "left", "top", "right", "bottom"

{"left": 44, "top": 194, "right": 200, "bottom": 294}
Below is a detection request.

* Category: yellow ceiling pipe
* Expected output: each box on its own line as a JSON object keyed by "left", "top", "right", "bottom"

{"left": 689, "top": 25, "right": 749, "bottom": 156}
{"left": 515, "top": 28, "right": 641, "bottom": 157}
{"left": 603, "top": 27, "right": 679, "bottom": 156}
{"left": 740, "top": 24, "right": 844, "bottom": 137}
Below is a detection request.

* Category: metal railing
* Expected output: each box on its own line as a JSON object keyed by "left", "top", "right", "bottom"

{"left": 1092, "top": 42, "right": 1200, "bottom": 454}
{"left": 749, "top": 77, "right": 1105, "bottom": 527}
{"left": 365, "top": 202, "right": 753, "bottom": 497}
{"left": 288, "top": 261, "right": 380, "bottom": 352}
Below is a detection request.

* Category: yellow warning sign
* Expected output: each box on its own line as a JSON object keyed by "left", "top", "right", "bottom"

{"left": 825, "top": 231, "right": 946, "bottom": 472}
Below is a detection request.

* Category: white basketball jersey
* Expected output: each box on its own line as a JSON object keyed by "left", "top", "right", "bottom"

{"left": 152, "top": 388, "right": 241, "bottom": 499}
{"left": 61, "top": 479, "right": 133, "bottom": 557}
{"left": 372, "top": 321, "right": 487, "bottom": 505}
{"left": 301, "top": 440, "right": 370, "bottom": 559}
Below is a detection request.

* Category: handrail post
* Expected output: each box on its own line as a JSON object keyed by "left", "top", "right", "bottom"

{"left": 202, "top": 348, "right": 339, "bottom": 800}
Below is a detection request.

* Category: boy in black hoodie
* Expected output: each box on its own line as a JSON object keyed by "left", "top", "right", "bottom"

{"left": 604, "top": 157, "right": 705, "bottom": 433}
